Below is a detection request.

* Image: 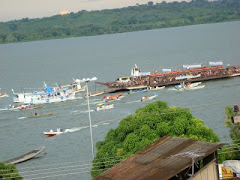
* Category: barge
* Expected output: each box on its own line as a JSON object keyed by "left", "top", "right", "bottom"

{"left": 97, "top": 63, "right": 240, "bottom": 90}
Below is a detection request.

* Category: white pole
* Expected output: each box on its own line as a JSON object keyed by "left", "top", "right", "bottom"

{"left": 192, "top": 157, "right": 194, "bottom": 177}
{"left": 86, "top": 81, "right": 94, "bottom": 159}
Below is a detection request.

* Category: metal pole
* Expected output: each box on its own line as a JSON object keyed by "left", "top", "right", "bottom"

{"left": 86, "top": 81, "right": 94, "bottom": 159}
{"left": 192, "top": 157, "right": 194, "bottom": 177}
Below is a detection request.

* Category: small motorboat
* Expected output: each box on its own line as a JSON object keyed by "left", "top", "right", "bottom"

{"left": 0, "top": 93, "right": 8, "bottom": 98}
{"left": 149, "top": 86, "right": 165, "bottom": 90}
{"left": 96, "top": 103, "right": 114, "bottom": 111}
{"left": 44, "top": 128, "right": 64, "bottom": 137}
{"left": 20, "top": 104, "right": 43, "bottom": 110}
{"left": 0, "top": 88, "right": 8, "bottom": 98}
{"left": 141, "top": 93, "right": 158, "bottom": 102}
{"left": 185, "top": 85, "right": 205, "bottom": 90}
{"left": 102, "top": 93, "right": 124, "bottom": 102}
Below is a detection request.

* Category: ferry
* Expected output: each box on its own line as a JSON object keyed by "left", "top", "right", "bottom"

{"left": 11, "top": 79, "right": 80, "bottom": 104}
{"left": 97, "top": 62, "right": 240, "bottom": 90}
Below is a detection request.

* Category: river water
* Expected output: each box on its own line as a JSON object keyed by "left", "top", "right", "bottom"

{"left": 0, "top": 21, "right": 240, "bottom": 179}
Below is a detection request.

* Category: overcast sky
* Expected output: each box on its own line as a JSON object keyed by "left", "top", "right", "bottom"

{"left": 0, "top": 0, "right": 185, "bottom": 22}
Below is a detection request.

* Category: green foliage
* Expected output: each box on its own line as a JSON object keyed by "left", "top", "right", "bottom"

{"left": 220, "top": 106, "right": 240, "bottom": 162}
{"left": 0, "top": 162, "right": 22, "bottom": 179}
{"left": 91, "top": 100, "right": 220, "bottom": 178}
{"left": 0, "top": 0, "right": 240, "bottom": 44}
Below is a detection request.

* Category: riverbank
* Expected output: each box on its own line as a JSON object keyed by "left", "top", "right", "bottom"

{"left": 0, "top": 0, "right": 240, "bottom": 44}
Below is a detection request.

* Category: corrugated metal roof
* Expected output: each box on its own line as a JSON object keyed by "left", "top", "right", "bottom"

{"left": 94, "top": 136, "right": 224, "bottom": 180}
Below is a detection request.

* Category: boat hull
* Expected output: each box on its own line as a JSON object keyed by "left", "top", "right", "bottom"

{"left": 44, "top": 132, "right": 63, "bottom": 136}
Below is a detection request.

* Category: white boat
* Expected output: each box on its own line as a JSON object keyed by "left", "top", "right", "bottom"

{"left": 1, "top": 105, "right": 22, "bottom": 111}
{"left": 185, "top": 85, "right": 205, "bottom": 90}
{"left": 149, "top": 86, "right": 165, "bottom": 90}
{"left": 44, "top": 128, "right": 64, "bottom": 137}
{"left": 12, "top": 87, "right": 75, "bottom": 104}
{"left": 186, "top": 82, "right": 202, "bottom": 88}
{"left": 174, "top": 82, "right": 204, "bottom": 91}
{"left": 96, "top": 103, "right": 114, "bottom": 111}
{"left": 141, "top": 93, "right": 158, "bottom": 101}
{"left": 61, "top": 78, "right": 86, "bottom": 94}
{"left": 0, "top": 88, "right": 8, "bottom": 98}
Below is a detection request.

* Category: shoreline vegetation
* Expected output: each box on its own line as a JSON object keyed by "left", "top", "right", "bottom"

{"left": 0, "top": 0, "right": 240, "bottom": 44}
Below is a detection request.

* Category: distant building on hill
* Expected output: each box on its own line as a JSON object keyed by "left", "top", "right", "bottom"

{"left": 94, "top": 136, "right": 224, "bottom": 180}
{"left": 59, "top": 11, "right": 69, "bottom": 15}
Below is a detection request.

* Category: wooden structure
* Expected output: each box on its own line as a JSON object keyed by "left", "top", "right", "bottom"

{"left": 231, "top": 115, "right": 240, "bottom": 124}
{"left": 27, "top": 112, "right": 53, "bottom": 118}
{"left": 4, "top": 146, "right": 45, "bottom": 165}
{"left": 84, "top": 87, "right": 123, "bottom": 97}
{"left": 94, "top": 136, "right": 224, "bottom": 180}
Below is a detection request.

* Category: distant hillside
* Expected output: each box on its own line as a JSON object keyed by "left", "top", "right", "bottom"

{"left": 0, "top": 0, "right": 239, "bottom": 44}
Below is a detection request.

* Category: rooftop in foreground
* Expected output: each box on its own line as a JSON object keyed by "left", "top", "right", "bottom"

{"left": 94, "top": 136, "right": 224, "bottom": 180}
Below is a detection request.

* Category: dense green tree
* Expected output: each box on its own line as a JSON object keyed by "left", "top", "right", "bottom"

{"left": 0, "top": 162, "right": 22, "bottom": 179}
{"left": 91, "top": 100, "right": 220, "bottom": 178}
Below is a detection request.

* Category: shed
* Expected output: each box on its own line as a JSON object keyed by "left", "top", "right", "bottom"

{"left": 231, "top": 115, "right": 240, "bottom": 123}
{"left": 94, "top": 136, "right": 224, "bottom": 180}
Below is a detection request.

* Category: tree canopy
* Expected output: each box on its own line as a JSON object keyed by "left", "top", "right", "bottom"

{"left": 91, "top": 100, "right": 219, "bottom": 178}
{"left": 0, "top": 162, "right": 22, "bottom": 180}
{"left": 0, "top": 0, "right": 240, "bottom": 44}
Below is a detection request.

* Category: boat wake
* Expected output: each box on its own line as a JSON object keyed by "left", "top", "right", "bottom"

{"left": 18, "top": 117, "right": 27, "bottom": 119}
{"left": 64, "top": 121, "right": 111, "bottom": 134}
{"left": 70, "top": 109, "right": 95, "bottom": 115}
{"left": 125, "top": 100, "right": 141, "bottom": 104}
{"left": 91, "top": 98, "right": 102, "bottom": 102}
{"left": 79, "top": 101, "right": 102, "bottom": 106}
{"left": 64, "top": 126, "right": 89, "bottom": 133}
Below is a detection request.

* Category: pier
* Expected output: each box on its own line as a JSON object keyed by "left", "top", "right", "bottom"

{"left": 85, "top": 87, "right": 123, "bottom": 97}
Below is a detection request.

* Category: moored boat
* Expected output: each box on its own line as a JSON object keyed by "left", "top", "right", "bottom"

{"left": 185, "top": 84, "right": 205, "bottom": 90}
{"left": 4, "top": 146, "right": 45, "bottom": 165}
{"left": 174, "top": 82, "right": 205, "bottom": 91}
{"left": 149, "top": 86, "right": 165, "bottom": 90}
{"left": 61, "top": 78, "right": 86, "bottom": 94}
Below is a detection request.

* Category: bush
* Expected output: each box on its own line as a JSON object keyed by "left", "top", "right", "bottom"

{"left": 0, "top": 162, "right": 22, "bottom": 180}
{"left": 91, "top": 100, "right": 219, "bottom": 177}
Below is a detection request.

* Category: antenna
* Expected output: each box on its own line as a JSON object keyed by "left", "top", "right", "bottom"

{"left": 170, "top": 149, "right": 205, "bottom": 177}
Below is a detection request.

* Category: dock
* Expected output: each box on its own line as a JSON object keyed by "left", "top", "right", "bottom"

{"left": 84, "top": 87, "right": 123, "bottom": 97}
